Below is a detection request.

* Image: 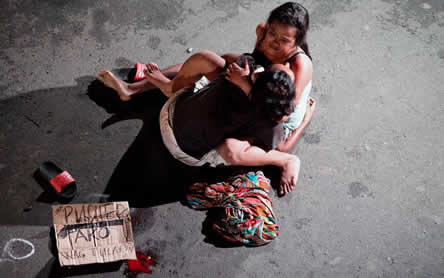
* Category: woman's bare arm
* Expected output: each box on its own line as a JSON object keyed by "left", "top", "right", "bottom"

{"left": 289, "top": 54, "right": 313, "bottom": 106}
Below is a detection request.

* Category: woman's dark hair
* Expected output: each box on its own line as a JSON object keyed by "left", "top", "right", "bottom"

{"left": 266, "top": 2, "right": 311, "bottom": 59}
{"left": 251, "top": 69, "right": 296, "bottom": 122}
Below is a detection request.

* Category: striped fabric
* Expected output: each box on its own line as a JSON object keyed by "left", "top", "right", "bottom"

{"left": 186, "top": 171, "right": 279, "bottom": 246}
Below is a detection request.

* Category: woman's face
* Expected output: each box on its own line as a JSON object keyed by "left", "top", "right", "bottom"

{"left": 259, "top": 22, "right": 298, "bottom": 63}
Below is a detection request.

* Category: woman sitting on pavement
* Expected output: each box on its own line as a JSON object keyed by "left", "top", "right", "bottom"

{"left": 224, "top": 1, "right": 315, "bottom": 151}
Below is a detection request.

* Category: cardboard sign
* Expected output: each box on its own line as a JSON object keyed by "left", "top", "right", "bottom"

{"left": 52, "top": 202, "right": 136, "bottom": 266}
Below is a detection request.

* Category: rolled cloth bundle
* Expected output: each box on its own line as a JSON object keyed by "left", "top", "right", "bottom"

{"left": 187, "top": 171, "right": 279, "bottom": 246}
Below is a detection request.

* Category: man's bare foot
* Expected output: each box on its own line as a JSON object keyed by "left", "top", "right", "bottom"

{"left": 279, "top": 155, "right": 301, "bottom": 196}
{"left": 97, "top": 70, "right": 136, "bottom": 101}
{"left": 145, "top": 63, "right": 173, "bottom": 97}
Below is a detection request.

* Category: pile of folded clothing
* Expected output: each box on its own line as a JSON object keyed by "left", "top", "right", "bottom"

{"left": 186, "top": 171, "right": 279, "bottom": 246}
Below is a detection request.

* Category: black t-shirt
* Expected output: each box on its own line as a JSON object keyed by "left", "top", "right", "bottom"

{"left": 172, "top": 76, "right": 253, "bottom": 158}
{"left": 172, "top": 54, "right": 285, "bottom": 159}
{"left": 234, "top": 118, "right": 286, "bottom": 152}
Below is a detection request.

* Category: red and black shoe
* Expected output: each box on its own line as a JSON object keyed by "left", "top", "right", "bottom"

{"left": 38, "top": 161, "right": 77, "bottom": 199}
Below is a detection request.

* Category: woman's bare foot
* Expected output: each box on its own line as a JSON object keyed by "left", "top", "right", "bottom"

{"left": 279, "top": 155, "right": 301, "bottom": 196}
{"left": 145, "top": 63, "right": 173, "bottom": 97}
{"left": 97, "top": 70, "right": 136, "bottom": 101}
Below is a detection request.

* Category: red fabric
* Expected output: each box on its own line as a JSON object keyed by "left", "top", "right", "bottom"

{"left": 50, "top": 171, "right": 75, "bottom": 193}
{"left": 134, "top": 63, "right": 147, "bottom": 81}
{"left": 127, "top": 252, "right": 156, "bottom": 274}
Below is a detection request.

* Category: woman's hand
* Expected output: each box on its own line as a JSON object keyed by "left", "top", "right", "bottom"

{"left": 225, "top": 60, "right": 252, "bottom": 95}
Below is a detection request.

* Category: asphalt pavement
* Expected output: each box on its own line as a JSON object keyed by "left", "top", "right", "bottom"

{"left": 0, "top": 0, "right": 443, "bottom": 277}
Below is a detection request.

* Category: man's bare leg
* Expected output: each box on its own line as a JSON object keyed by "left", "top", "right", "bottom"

{"left": 97, "top": 70, "right": 136, "bottom": 101}
{"left": 143, "top": 63, "right": 174, "bottom": 97}
{"left": 97, "top": 51, "right": 231, "bottom": 100}
{"left": 96, "top": 64, "right": 183, "bottom": 101}
{"left": 127, "top": 63, "right": 182, "bottom": 93}
{"left": 217, "top": 138, "right": 301, "bottom": 196}
{"left": 131, "top": 52, "right": 240, "bottom": 93}
{"left": 276, "top": 97, "right": 316, "bottom": 153}
{"left": 221, "top": 53, "right": 240, "bottom": 65}
{"left": 145, "top": 50, "right": 226, "bottom": 97}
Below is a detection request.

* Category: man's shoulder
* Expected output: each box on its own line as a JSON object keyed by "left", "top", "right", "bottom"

{"left": 239, "top": 120, "right": 285, "bottom": 151}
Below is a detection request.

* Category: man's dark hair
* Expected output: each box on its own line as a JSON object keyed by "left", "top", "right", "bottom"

{"left": 235, "top": 54, "right": 262, "bottom": 82}
{"left": 251, "top": 69, "right": 295, "bottom": 122}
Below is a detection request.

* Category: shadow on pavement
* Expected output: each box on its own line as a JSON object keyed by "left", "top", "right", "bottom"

{"left": 0, "top": 75, "right": 100, "bottom": 226}
{"left": 86, "top": 68, "right": 210, "bottom": 208}
{"left": 0, "top": 68, "right": 210, "bottom": 227}
{"left": 0, "top": 68, "right": 283, "bottom": 278}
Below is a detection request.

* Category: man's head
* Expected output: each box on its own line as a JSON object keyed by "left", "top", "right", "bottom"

{"left": 250, "top": 64, "right": 295, "bottom": 122}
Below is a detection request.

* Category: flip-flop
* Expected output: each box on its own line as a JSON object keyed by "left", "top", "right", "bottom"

{"left": 39, "top": 161, "right": 77, "bottom": 199}
{"left": 133, "top": 63, "right": 147, "bottom": 81}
